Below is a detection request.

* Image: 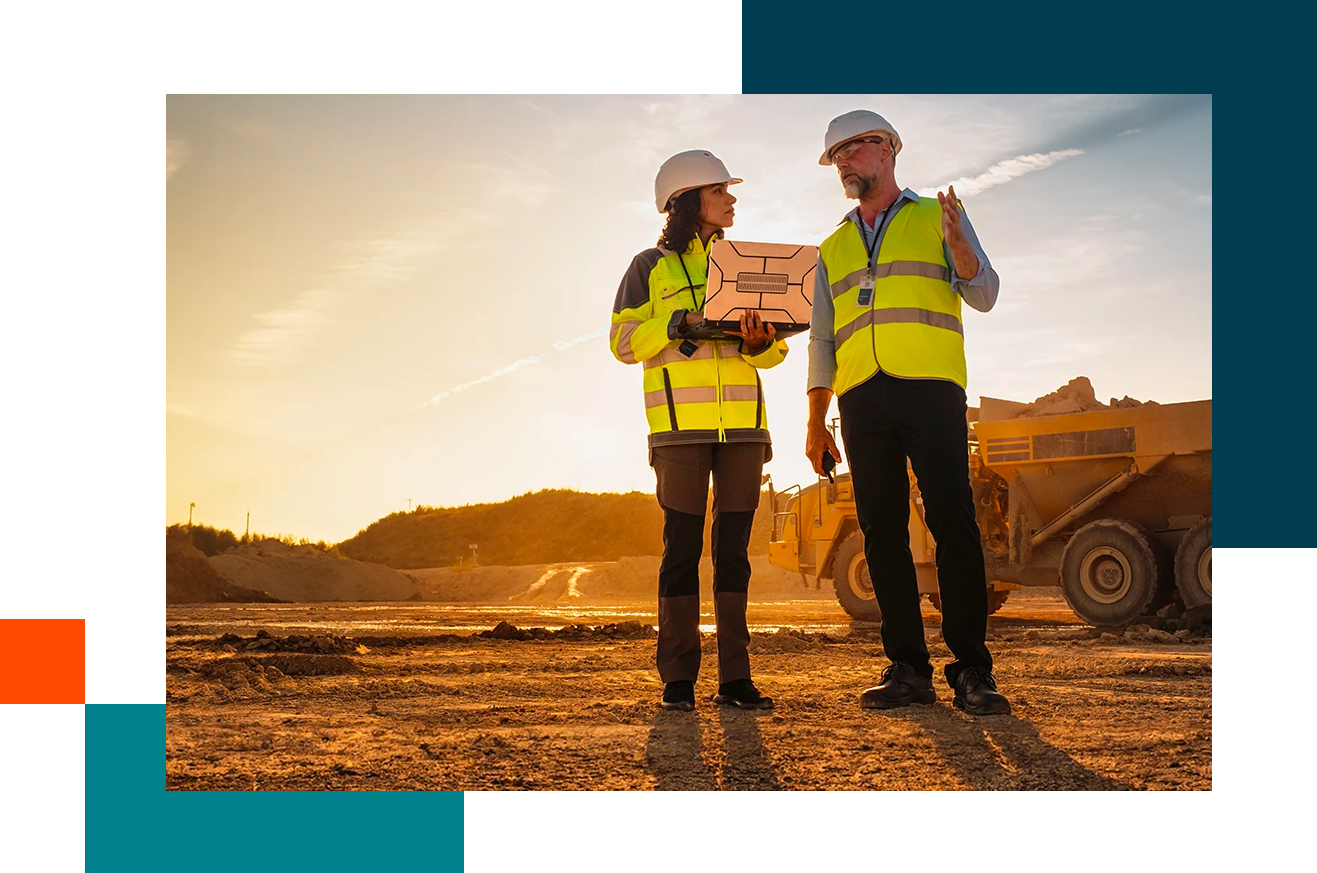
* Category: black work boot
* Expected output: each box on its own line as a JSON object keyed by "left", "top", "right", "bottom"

{"left": 714, "top": 678, "right": 774, "bottom": 710}
{"left": 860, "top": 662, "right": 936, "bottom": 709}
{"left": 661, "top": 680, "right": 696, "bottom": 711}
{"left": 952, "top": 667, "right": 1011, "bottom": 716}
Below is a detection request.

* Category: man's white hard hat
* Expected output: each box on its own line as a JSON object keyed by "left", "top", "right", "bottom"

{"left": 654, "top": 150, "right": 742, "bottom": 213}
{"left": 819, "top": 110, "right": 903, "bottom": 166}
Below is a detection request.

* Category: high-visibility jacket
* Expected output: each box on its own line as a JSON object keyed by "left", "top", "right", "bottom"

{"left": 820, "top": 196, "right": 966, "bottom": 394}
{"left": 610, "top": 234, "right": 788, "bottom": 453}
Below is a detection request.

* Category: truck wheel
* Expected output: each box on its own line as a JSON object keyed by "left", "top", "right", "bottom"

{"left": 1174, "top": 517, "right": 1211, "bottom": 608}
{"left": 927, "top": 590, "right": 1009, "bottom": 614}
{"left": 1059, "top": 519, "right": 1162, "bottom": 627}
{"left": 831, "top": 532, "right": 882, "bottom": 622}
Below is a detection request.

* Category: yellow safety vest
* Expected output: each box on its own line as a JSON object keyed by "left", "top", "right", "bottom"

{"left": 819, "top": 196, "right": 967, "bottom": 394}
{"left": 610, "top": 235, "right": 788, "bottom": 450}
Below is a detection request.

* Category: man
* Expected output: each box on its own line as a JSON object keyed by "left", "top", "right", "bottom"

{"left": 805, "top": 110, "right": 1010, "bottom": 716}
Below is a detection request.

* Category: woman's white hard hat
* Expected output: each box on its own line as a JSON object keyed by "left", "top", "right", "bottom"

{"left": 819, "top": 110, "right": 903, "bottom": 166}
{"left": 655, "top": 150, "right": 742, "bottom": 213}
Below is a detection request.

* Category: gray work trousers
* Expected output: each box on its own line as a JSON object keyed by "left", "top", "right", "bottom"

{"left": 651, "top": 441, "right": 766, "bottom": 684}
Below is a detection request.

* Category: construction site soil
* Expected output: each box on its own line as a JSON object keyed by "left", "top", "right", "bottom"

{"left": 167, "top": 580, "right": 1210, "bottom": 791}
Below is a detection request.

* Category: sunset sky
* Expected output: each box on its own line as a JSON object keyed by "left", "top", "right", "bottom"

{"left": 166, "top": 94, "right": 1212, "bottom": 542}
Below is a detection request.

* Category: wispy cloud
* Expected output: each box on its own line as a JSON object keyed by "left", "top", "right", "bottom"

{"left": 167, "top": 137, "right": 190, "bottom": 180}
{"left": 228, "top": 288, "right": 340, "bottom": 365}
{"left": 917, "top": 149, "right": 1084, "bottom": 198}
{"left": 232, "top": 119, "right": 272, "bottom": 139}
{"left": 226, "top": 217, "right": 447, "bottom": 366}
{"left": 517, "top": 99, "right": 556, "bottom": 118}
{"left": 552, "top": 324, "right": 608, "bottom": 350}
{"left": 992, "top": 230, "right": 1145, "bottom": 292}
{"left": 1117, "top": 128, "right": 1142, "bottom": 137}
{"left": 414, "top": 324, "right": 609, "bottom": 410}
{"left": 333, "top": 221, "right": 448, "bottom": 284}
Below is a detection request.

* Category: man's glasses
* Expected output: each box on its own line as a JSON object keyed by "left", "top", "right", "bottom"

{"left": 830, "top": 138, "right": 888, "bottom": 166}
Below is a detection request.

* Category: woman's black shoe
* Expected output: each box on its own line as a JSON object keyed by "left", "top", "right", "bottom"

{"left": 661, "top": 680, "right": 696, "bottom": 711}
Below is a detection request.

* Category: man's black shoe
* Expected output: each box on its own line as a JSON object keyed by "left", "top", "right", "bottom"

{"left": 661, "top": 680, "right": 695, "bottom": 711}
{"left": 953, "top": 667, "right": 1011, "bottom": 716}
{"left": 860, "top": 662, "right": 936, "bottom": 709}
{"left": 714, "top": 678, "right": 774, "bottom": 710}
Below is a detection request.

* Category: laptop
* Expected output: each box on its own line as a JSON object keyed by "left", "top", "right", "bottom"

{"left": 686, "top": 240, "right": 817, "bottom": 339}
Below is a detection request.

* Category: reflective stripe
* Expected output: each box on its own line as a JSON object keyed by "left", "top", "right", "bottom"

{"left": 611, "top": 321, "right": 639, "bottom": 364}
{"left": 830, "top": 260, "right": 953, "bottom": 299}
{"left": 834, "top": 311, "right": 869, "bottom": 349}
{"left": 722, "top": 384, "right": 759, "bottom": 403}
{"left": 644, "top": 385, "right": 718, "bottom": 408}
{"left": 835, "top": 307, "right": 964, "bottom": 351}
{"left": 644, "top": 342, "right": 716, "bottom": 369}
{"left": 829, "top": 268, "right": 868, "bottom": 300}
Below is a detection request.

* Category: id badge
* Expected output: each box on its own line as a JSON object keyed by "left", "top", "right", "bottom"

{"left": 857, "top": 274, "right": 875, "bottom": 306}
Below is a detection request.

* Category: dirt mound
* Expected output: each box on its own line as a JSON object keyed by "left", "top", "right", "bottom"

{"left": 1011, "top": 377, "right": 1159, "bottom": 419}
{"left": 215, "top": 631, "right": 371, "bottom": 655}
{"left": 166, "top": 530, "right": 285, "bottom": 604}
{"left": 210, "top": 538, "right": 419, "bottom": 602}
{"left": 406, "top": 556, "right": 834, "bottom": 603}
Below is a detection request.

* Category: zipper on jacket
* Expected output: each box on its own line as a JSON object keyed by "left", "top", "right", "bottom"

{"left": 712, "top": 341, "right": 725, "bottom": 442}
{"left": 755, "top": 371, "right": 763, "bottom": 430}
{"left": 662, "top": 368, "right": 679, "bottom": 432}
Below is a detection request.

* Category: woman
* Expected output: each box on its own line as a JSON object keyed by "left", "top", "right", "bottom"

{"left": 608, "top": 150, "right": 788, "bottom": 711}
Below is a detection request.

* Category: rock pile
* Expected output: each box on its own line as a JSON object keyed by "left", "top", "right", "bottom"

{"left": 1013, "top": 376, "right": 1159, "bottom": 419}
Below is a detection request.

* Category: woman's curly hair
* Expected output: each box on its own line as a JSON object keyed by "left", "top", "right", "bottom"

{"left": 657, "top": 187, "right": 722, "bottom": 253}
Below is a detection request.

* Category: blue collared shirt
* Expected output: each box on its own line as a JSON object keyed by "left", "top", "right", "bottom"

{"left": 807, "top": 187, "right": 999, "bottom": 393}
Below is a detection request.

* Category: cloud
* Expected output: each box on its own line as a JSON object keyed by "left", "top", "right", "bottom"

{"left": 1117, "top": 128, "right": 1143, "bottom": 137}
{"left": 228, "top": 287, "right": 340, "bottom": 365}
{"left": 1192, "top": 193, "right": 1212, "bottom": 205}
{"left": 167, "top": 138, "right": 190, "bottom": 180}
{"left": 413, "top": 355, "right": 543, "bottom": 410}
{"left": 552, "top": 324, "right": 608, "bottom": 350}
{"left": 226, "top": 217, "right": 447, "bottom": 366}
{"left": 232, "top": 119, "right": 272, "bottom": 139}
{"left": 333, "top": 220, "right": 449, "bottom": 284}
{"left": 518, "top": 99, "right": 556, "bottom": 118}
{"left": 414, "top": 324, "right": 609, "bottom": 410}
{"left": 917, "top": 149, "right": 1084, "bottom": 198}
{"left": 991, "top": 230, "right": 1145, "bottom": 291}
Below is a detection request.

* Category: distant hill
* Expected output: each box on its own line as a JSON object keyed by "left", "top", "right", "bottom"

{"left": 165, "top": 529, "right": 285, "bottom": 604}
{"left": 337, "top": 489, "right": 774, "bottom": 570}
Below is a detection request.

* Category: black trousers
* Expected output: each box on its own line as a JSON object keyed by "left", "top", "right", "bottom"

{"left": 651, "top": 441, "right": 766, "bottom": 684}
{"left": 838, "top": 371, "right": 992, "bottom": 687}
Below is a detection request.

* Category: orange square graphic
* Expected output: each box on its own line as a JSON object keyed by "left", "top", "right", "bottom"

{"left": 0, "top": 619, "right": 85, "bottom": 703}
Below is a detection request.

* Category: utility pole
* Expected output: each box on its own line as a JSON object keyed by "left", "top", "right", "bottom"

{"left": 245, "top": 508, "right": 251, "bottom": 541}
{"left": 408, "top": 498, "right": 412, "bottom": 512}
{"left": 188, "top": 502, "right": 195, "bottom": 526}
{"left": 469, "top": 543, "right": 478, "bottom": 566}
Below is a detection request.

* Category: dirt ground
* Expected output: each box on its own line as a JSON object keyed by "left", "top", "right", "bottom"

{"left": 165, "top": 586, "right": 1210, "bottom": 791}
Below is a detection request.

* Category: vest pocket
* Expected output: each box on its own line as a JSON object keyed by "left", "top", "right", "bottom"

{"left": 662, "top": 368, "right": 679, "bottom": 431}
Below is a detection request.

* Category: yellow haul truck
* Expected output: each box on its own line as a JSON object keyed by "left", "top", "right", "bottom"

{"left": 768, "top": 399, "right": 1212, "bottom": 627}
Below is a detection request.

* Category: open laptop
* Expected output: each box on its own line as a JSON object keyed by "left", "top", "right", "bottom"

{"left": 683, "top": 240, "right": 817, "bottom": 339}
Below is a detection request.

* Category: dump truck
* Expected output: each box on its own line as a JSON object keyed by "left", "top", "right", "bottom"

{"left": 767, "top": 398, "right": 1212, "bottom": 627}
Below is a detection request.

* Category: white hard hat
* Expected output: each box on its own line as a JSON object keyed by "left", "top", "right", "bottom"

{"left": 654, "top": 150, "right": 742, "bottom": 213}
{"left": 819, "top": 110, "right": 903, "bottom": 166}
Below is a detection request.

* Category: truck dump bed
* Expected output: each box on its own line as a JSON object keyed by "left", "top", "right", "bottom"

{"left": 973, "top": 400, "right": 1212, "bottom": 573}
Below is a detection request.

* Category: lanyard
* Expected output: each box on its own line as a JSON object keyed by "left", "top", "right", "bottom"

{"left": 862, "top": 198, "right": 903, "bottom": 279}
{"left": 676, "top": 252, "right": 702, "bottom": 309}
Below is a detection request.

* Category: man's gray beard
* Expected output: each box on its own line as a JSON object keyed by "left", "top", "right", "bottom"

{"left": 843, "top": 175, "right": 873, "bottom": 200}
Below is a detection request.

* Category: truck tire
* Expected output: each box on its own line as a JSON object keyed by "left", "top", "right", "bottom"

{"left": 1059, "top": 519, "right": 1162, "bottom": 627}
{"left": 1174, "top": 517, "right": 1212, "bottom": 608}
{"left": 927, "top": 589, "right": 1009, "bottom": 614}
{"left": 830, "top": 532, "right": 882, "bottom": 622}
